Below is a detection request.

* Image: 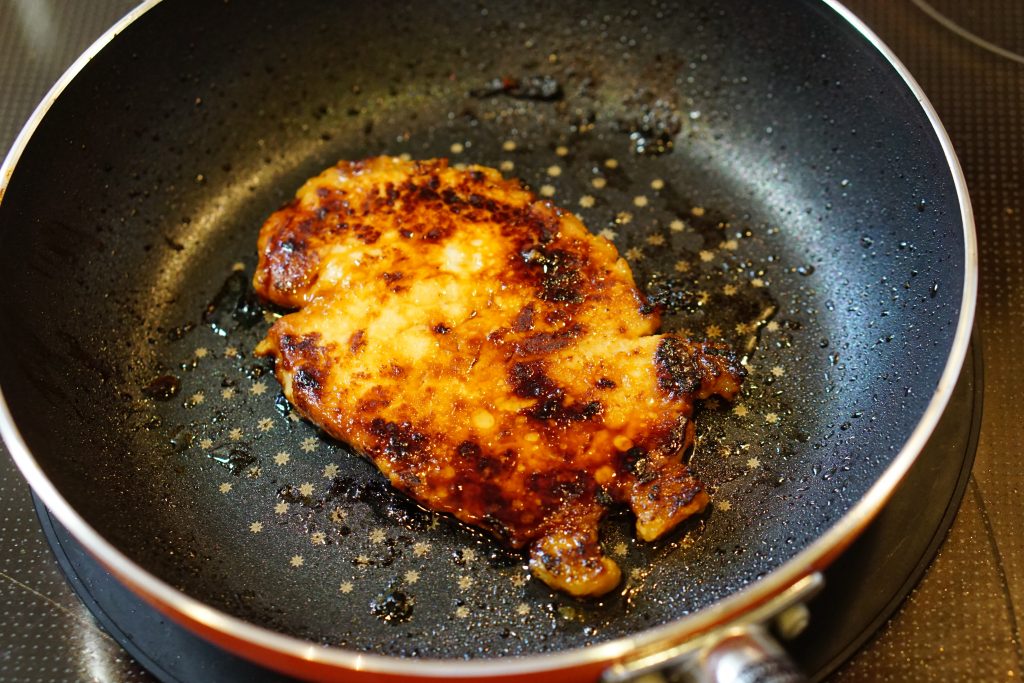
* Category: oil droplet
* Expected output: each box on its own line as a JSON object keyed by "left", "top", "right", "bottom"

{"left": 274, "top": 393, "right": 293, "bottom": 417}
{"left": 206, "top": 445, "right": 256, "bottom": 475}
{"left": 143, "top": 375, "right": 181, "bottom": 400}
{"left": 245, "top": 363, "right": 269, "bottom": 379}
{"left": 168, "top": 323, "right": 195, "bottom": 341}
{"left": 169, "top": 428, "right": 193, "bottom": 452}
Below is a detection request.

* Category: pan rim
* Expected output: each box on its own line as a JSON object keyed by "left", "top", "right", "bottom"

{"left": 0, "top": 0, "right": 978, "bottom": 677}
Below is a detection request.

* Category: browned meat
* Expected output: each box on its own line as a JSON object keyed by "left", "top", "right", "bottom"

{"left": 253, "top": 157, "right": 744, "bottom": 596}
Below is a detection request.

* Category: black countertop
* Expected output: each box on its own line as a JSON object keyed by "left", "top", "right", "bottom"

{"left": 0, "top": 1, "right": 1020, "bottom": 680}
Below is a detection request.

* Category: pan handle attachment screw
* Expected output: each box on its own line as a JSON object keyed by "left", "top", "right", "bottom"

{"left": 774, "top": 604, "right": 811, "bottom": 640}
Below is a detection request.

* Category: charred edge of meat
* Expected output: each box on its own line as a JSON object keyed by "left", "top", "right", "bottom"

{"left": 637, "top": 290, "right": 660, "bottom": 316}
{"left": 394, "top": 170, "right": 561, "bottom": 246}
{"left": 642, "top": 470, "right": 706, "bottom": 517}
{"left": 260, "top": 212, "right": 323, "bottom": 297}
{"left": 654, "top": 338, "right": 746, "bottom": 398}
{"left": 367, "top": 418, "right": 428, "bottom": 460}
{"left": 654, "top": 337, "right": 702, "bottom": 397}
{"left": 278, "top": 333, "right": 331, "bottom": 404}
{"left": 700, "top": 343, "right": 747, "bottom": 377}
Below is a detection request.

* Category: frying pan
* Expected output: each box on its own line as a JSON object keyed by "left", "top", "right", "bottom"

{"left": 0, "top": 0, "right": 976, "bottom": 681}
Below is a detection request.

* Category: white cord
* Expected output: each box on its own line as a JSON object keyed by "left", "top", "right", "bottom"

{"left": 910, "top": 0, "right": 1024, "bottom": 65}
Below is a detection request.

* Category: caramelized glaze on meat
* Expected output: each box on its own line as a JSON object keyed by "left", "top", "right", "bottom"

{"left": 254, "top": 157, "right": 744, "bottom": 597}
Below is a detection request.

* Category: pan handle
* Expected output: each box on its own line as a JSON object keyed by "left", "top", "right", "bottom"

{"left": 692, "top": 625, "right": 807, "bottom": 683}
{"left": 602, "top": 573, "right": 821, "bottom": 683}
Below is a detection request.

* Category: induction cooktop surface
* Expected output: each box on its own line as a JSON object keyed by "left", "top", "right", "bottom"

{"left": 0, "top": 2, "right": 1020, "bottom": 681}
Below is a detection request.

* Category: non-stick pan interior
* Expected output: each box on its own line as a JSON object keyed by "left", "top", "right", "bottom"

{"left": 0, "top": 0, "right": 966, "bottom": 659}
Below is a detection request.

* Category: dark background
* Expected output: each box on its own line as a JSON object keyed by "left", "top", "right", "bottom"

{"left": 0, "top": 1, "right": 1019, "bottom": 680}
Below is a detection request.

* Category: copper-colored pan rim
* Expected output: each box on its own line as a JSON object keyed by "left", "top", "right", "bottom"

{"left": 0, "top": 0, "right": 977, "bottom": 678}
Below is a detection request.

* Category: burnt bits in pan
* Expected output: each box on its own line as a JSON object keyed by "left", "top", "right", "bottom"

{"left": 618, "top": 91, "right": 682, "bottom": 156}
{"left": 203, "top": 270, "right": 266, "bottom": 336}
{"left": 134, "top": 135, "right": 818, "bottom": 657}
{"left": 469, "top": 75, "right": 564, "bottom": 101}
{"left": 131, "top": 19, "right": 826, "bottom": 656}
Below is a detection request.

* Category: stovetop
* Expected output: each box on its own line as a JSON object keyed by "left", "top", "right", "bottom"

{"left": 0, "top": 1, "right": 1020, "bottom": 681}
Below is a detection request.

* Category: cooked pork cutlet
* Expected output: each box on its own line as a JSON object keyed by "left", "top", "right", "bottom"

{"left": 253, "top": 157, "right": 744, "bottom": 597}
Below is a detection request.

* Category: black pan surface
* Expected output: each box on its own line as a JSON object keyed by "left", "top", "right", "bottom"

{"left": 0, "top": 0, "right": 969, "bottom": 664}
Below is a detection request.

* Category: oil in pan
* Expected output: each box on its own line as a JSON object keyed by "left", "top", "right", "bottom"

{"left": 130, "top": 18, "right": 836, "bottom": 661}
